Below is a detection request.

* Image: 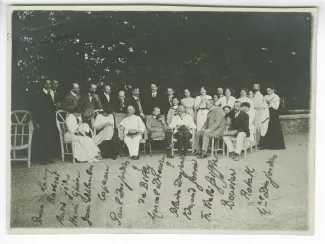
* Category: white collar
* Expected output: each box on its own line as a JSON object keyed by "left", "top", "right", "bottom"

{"left": 104, "top": 92, "right": 110, "bottom": 96}
{"left": 43, "top": 88, "right": 50, "bottom": 94}
{"left": 133, "top": 95, "right": 140, "bottom": 100}
{"left": 70, "top": 91, "right": 78, "bottom": 97}
{"left": 152, "top": 91, "right": 157, "bottom": 95}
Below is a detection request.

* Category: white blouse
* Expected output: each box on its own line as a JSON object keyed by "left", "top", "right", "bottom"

{"left": 264, "top": 94, "right": 280, "bottom": 110}
{"left": 216, "top": 96, "right": 237, "bottom": 108}
{"left": 66, "top": 114, "right": 90, "bottom": 135}
{"left": 194, "top": 95, "right": 212, "bottom": 110}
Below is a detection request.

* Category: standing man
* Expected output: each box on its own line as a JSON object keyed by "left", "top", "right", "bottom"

{"left": 217, "top": 87, "right": 224, "bottom": 99}
{"left": 252, "top": 83, "right": 265, "bottom": 145}
{"left": 129, "top": 87, "right": 146, "bottom": 120}
{"left": 33, "top": 79, "right": 60, "bottom": 164}
{"left": 119, "top": 106, "right": 146, "bottom": 160}
{"left": 145, "top": 83, "right": 162, "bottom": 114}
{"left": 51, "top": 79, "right": 61, "bottom": 109}
{"left": 193, "top": 99, "right": 226, "bottom": 159}
{"left": 80, "top": 83, "right": 102, "bottom": 111}
{"left": 113, "top": 90, "right": 129, "bottom": 113}
{"left": 223, "top": 101, "right": 250, "bottom": 161}
{"left": 99, "top": 84, "right": 113, "bottom": 108}
{"left": 61, "top": 82, "right": 81, "bottom": 112}
{"left": 161, "top": 87, "right": 174, "bottom": 116}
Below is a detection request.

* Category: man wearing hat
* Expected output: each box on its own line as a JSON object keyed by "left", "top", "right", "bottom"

{"left": 119, "top": 105, "right": 146, "bottom": 160}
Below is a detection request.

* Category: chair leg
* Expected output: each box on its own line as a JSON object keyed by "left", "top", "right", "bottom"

{"left": 171, "top": 143, "right": 174, "bottom": 156}
{"left": 211, "top": 138, "right": 214, "bottom": 158}
{"left": 244, "top": 139, "right": 247, "bottom": 159}
{"left": 149, "top": 141, "right": 152, "bottom": 157}
{"left": 61, "top": 143, "right": 64, "bottom": 162}
{"left": 71, "top": 142, "right": 75, "bottom": 164}
{"left": 28, "top": 147, "right": 31, "bottom": 168}
{"left": 222, "top": 140, "right": 225, "bottom": 157}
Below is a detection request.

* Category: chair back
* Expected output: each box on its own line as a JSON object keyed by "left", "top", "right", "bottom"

{"left": 56, "top": 110, "right": 69, "bottom": 143}
{"left": 11, "top": 110, "right": 33, "bottom": 149}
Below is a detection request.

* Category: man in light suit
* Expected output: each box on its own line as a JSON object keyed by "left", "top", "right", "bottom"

{"left": 193, "top": 99, "right": 227, "bottom": 159}
{"left": 80, "top": 83, "right": 102, "bottom": 111}
{"left": 61, "top": 83, "right": 81, "bottom": 112}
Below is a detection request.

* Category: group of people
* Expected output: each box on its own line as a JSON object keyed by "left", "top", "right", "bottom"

{"left": 31, "top": 79, "right": 286, "bottom": 164}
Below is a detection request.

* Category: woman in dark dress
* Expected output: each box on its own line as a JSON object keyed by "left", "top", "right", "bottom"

{"left": 259, "top": 84, "right": 286, "bottom": 150}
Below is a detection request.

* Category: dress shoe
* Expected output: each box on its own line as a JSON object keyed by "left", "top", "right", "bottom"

{"left": 192, "top": 150, "right": 200, "bottom": 156}
{"left": 197, "top": 152, "right": 208, "bottom": 159}
{"left": 234, "top": 153, "right": 240, "bottom": 161}
{"left": 131, "top": 156, "right": 137, "bottom": 160}
{"left": 230, "top": 152, "right": 236, "bottom": 159}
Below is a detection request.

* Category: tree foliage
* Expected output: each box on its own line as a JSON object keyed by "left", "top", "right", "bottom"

{"left": 12, "top": 10, "right": 312, "bottom": 110}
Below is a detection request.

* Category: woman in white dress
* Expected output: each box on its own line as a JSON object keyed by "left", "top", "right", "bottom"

{"left": 237, "top": 88, "right": 255, "bottom": 113}
{"left": 64, "top": 107, "right": 101, "bottom": 163}
{"left": 181, "top": 88, "right": 195, "bottom": 120}
{"left": 194, "top": 86, "right": 212, "bottom": 132}
{"left": 216, "top": 88, "right": 236, "bottom": 108}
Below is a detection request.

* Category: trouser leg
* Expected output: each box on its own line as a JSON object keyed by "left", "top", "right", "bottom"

{"left": 235, "top": 132, "right": 246, "bottom": 155}
{"left": 183, "top": 132, "right": 191, "bottom": 153}
{"left": 201, "top": 132, "right": 212, "bottom": 152}
{"left": 193, "top": 131, "right": 202, "bottom": 151}
{"left": 223, "top": 136, "right": 235, "bottom": 153}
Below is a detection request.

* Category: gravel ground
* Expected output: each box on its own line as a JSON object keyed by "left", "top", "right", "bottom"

{"left": 9, "top": 133, "right": 311, "bottom": 232}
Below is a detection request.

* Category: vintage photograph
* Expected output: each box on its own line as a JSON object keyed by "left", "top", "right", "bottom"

{"left": 8, "top": 5, "right": 316, "bottom": 233}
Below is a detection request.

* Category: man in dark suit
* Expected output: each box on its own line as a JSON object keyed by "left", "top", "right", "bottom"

{"left": 113, "top": 90, "right": 130, "bottom": 113}
{"left": 223, "top": 101, "right": 250, "bottom": 161}
{"left": 51, "top": 79, "right": 61, "bottom": 109}
{"left": 129, "top": 87, "right": 146, "bottom": 120}
{"left": 161, "top": 87, "right": 175, "bottom": 116}
{"left": 80, "top": 83, "right": 102, "bottom": 111}
{"left": 193, "top": 99, "right": 227, "bottom": 158}
{"left": 61, "top": 83, "right": 81, "bottom": 112}
{"left": 145, "top": 83, "right": 163, "bottom": 115}
{"left": 99, "top": 84, "right": 113, "bottom": 108}
{"left": 33, "top": 79, "right": 60, "bottom": 164}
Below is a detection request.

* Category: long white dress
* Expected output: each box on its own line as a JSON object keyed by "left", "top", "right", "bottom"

{"left": 64, "top": 114, "right": 100, "bottom": 162}
{"left": 194, "top": 95, "right": 212, "bottom": 132}
{"left": 93, "top": 114, "right": 114, "bottom": 145}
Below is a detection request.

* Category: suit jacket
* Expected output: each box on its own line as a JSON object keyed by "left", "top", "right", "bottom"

{"left": 146, "top": 115, "right": 167, "bottom": 140}
{"left": 80, "top": 93, "right": 102, "bottom": 111}
{"left": 112, "top": 98, "right": 130, "bottom": 113}
{"left": 129, "top": 95, "right": 145, "bottom": 116}
{"left": 202, "top": 106, "right": 227, "bottom": 137}
{"left": 161, "top": 95, "right": 174, "bottom": 116}
{"left": 226, "top": 110, "right": 250, "bottom": 137}
{"left": 99, "top": 92, "right": 113, "bottom": 108}
{"left": 144, "top": 92, "right": 163, "bottom": 114}
{"left": 61, "top": 92, "right": 81, "bottom": 113}
{"left": 33, "top": 90, "right": 57, "bottom": 129}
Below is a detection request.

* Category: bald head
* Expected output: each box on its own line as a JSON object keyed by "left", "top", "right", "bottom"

{"left": 118, "top": 90, "right": 125, "bottom": 101}
{"left": 127, "top": 105, "right": 135, "bottom": 116}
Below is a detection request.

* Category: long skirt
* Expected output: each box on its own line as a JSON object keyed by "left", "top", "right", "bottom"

{"left": 259, "top": 108, "right": 286, "bottom": 150}
{"left": 72, "top": 135, "right": 100, "bottom": 162}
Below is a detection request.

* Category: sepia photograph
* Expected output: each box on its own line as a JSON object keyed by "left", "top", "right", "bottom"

{"left": 7, "top": 5, "right": 316, "bottom": 234}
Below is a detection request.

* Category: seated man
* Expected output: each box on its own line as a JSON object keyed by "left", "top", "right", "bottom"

{"left": 193, "top": 99, "right": 226, "bottom": 159}
{"left": 64, "top": 106, "right": 101, "bottom": 163}
{"left": 241, "top": 102, "right": 256, "bottom": 147}
{"left": 168, "top": 105, "right": 196, "bottom": 157}
{"left": 119, "top": 105, "right": 146, "bottom": 160}
{"left": 223, "top": 101, "right": 250, "bottom": 161}
{"left": 93, "top": 106, "right": 119, "bottom": 160}
{"left": 146, "top": 107, "right": 173, "bottom": 157}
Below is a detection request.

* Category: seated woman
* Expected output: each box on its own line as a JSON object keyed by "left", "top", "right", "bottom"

{"left": 167, "top": 97, "right": 180, "bottom": 125}
{"left": 93, "top": 106, "right": 119, "bottom": 160}
{"left": 223, "top": 105, "right": 232, "bottom": 116}
{"left": 64, "top": 106, "right": 101, "bottom": 163}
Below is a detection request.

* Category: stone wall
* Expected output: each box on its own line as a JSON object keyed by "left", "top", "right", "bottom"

{"left": 280, "top": 114, "right": 310, "bottom": 134}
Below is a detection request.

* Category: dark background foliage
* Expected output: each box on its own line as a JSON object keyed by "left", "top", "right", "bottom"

{"left": 11, "top": 10, "right": 312, "bottom": 110}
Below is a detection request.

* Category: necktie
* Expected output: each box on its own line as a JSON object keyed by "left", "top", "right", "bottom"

{"left": 76, "top": 117, "right": 80, "bottom": 124}
{"left": 226, "top": 98, "right": 229, "bottom": 104}
{"left": 152, "top": 93, "right": 155, "bottom": 98}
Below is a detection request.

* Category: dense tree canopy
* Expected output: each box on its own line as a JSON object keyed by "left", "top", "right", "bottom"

{"left": 11, "top": 10, "right": 312, "bottom": 110}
